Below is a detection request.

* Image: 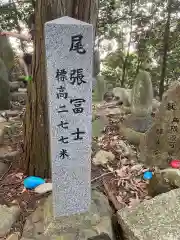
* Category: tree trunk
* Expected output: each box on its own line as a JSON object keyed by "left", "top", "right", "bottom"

{"left": 159, "top": 0, "right": 172, "bottom": 100}
{"left": 121, "top": 0, "right": 133, "bottom": 87}
{"left": 22, "top": 0, "right": 99, "bottom": 178}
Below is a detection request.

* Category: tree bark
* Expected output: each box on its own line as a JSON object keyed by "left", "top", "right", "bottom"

{"left": 121, "top": 0, "right": 133, "bottom": 87}
{"left": 159, "top": 0, "right": 172, "bottom": 100}
{"left": 22, "top": 0, "right": 99, "bottom": 178}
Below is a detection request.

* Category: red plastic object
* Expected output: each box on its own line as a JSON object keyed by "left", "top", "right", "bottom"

{"left": 170, "top": 160, "right": 180, "bottom": 168}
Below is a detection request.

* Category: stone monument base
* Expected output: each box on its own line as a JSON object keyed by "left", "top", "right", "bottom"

{"left": 43, "top": 190, "right": 115, "bottom": 239}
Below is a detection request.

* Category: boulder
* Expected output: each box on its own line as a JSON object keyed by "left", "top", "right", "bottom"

{"left": 112, "top": 88, "right": 131, "bottom": 106}
{"left": 147, "top": 169, "right": 179, "bottom": 197}
{"left": 140, "top": 81, "right": 180, "bottom": 168}
{"left": 0, "top": 205, "right": 20, "bottom": 237}
{"left": 92, "top": 150, "right": 115, "bottom": 166}
{"left": 0, "top": 58, "right": 10, "bottom": 110}
{"left": 131, "top": 70, "right": 153, "bottom": 117}
{"left": 117, "top": 188, "right": 180, "bottom": 240}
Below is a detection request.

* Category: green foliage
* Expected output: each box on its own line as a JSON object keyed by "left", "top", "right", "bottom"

{"left": 102, "top": 49, "right": 139, "bottom": 88}
{"left": 0, "top": 0, "right": 34, "bottom": 31}
{"left": 99, "top": 0, "right": 180, "bottom": 96}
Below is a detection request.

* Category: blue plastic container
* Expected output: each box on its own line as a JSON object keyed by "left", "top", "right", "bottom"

{"left": 23, "top": 176, "right": 45, "bottom": 189}
{"left": 143, "top": 171, "right": 153, "bottom": 180}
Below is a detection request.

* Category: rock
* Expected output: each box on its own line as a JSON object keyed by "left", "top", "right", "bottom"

{"left": 10, "top": 82, "right": 22, "bottom": 92}
{"left": 0, "top": 58, "right": 10, "bottom": 110}
{"left": 11, "top": 92, "right": 27, "bottom": 102}
{"left": 148, "top": 170, "right": 174, "bottom": 197}
{"left": 117, "top": 188, "right": 180, "bottom": 240}
{"left": 44, "top": 190, "right": 115, "bottom": 239}
{"left": 103, "top": 91, "right": 114, "bottom": 102}
{"left": 34, "top": 183, "right": 52, "bottom": 194}
{"left": 160, "top": 168, "right": 180, "bottom": 187}
{"left": 131, "top": 70, "right": 153, "bottom": 117}
{"left": 0, "top": 162, "right": 8, "bottom": 176}
{"left": 140, "top": 81, "right": 180, "bottom": 168}
{"left": 152, "top": 98, "right": 160, "bottom": 112}
{"left": 112, "top": 87, "right": 131, "bottom": 106}
{"left": 0, "top": 205, "right": 20, "bottom": 237}
{"left": 6, "top": 232, "right": 20, "bottom": 240}
{"left": 147, "top": 168, "right": 180, "bottom": 197}
{"left": 92, "top": 150, "right": 115, "bottom": 166}
{"left": 22, "top": 190, "right": 116, "bottom": 240}
{"left": 18, "top": 88, "right": 27, "bottom": 93}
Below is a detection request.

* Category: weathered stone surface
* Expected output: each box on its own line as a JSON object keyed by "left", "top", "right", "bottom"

{"left": 131, "top": 70, "right": 153, "bottom": 117}
{"left": 140, "top": 81, "right": 180, "bottom": 168}
{"left": 22, "top": 190, "right": 115, "bottom": 239}
{"left": 45, "top": 16, "right": 93, "bottom": 216}
{"left": 44, "top": 190, "right": 114, "bottom": 239}
{"left": 112, "top": 88, "right": 131, "bottom": 107}
{"left": 117, "top": 188, "right": 180, "bottom": 240}
{"left": 0, "top": 205, "right": 20, "bottom": 237}
{"left": 92, "top": 150, "right": 115, "bottom": 166}
{"left": 147, "top": 168, "right": 180, "bottom": 197}
{"left": 0, "top": 58, "right": 10, "bottom": 110}
{"left": 34, "top": 183, "right": 52, "bottom": 194}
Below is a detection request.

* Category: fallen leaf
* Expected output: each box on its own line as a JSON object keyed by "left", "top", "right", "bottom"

{"left": 15, "top": 173, "right": 24, "bottom": 180}
{"left": 128, "top": 197, "right": 140, "bottom": 208}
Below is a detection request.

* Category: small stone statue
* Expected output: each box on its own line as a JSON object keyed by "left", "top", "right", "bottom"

{"left": 131, "top": 69, "right": 153, "bottom": 117}
{"left": 123, "top": 69, "right": 154, "bottom": 133}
